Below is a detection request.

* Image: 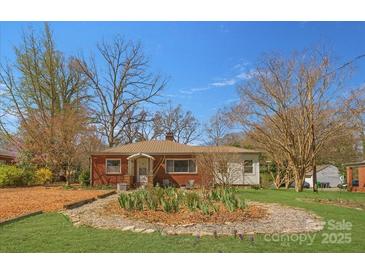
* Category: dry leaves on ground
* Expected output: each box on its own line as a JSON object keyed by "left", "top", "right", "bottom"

{"left": 0, "top": 186, "right": 109, "bottom": 221}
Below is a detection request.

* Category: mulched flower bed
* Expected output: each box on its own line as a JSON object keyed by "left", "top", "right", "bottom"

{"left": 102, "top": 199, "right": 267, "bottom": 225}
{"left": 64, "top": 195, "right": 325, "bottom": 235}
{"left": 0, "top": 186, "right": 110, "bottom": 221}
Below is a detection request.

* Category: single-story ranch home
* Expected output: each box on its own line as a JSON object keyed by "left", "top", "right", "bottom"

{"left": 90, "top": 134, "right": 260, "bottom": 188}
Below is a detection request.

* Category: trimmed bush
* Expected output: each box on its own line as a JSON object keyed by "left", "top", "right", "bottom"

{"left": 21, "top": 168, "right": 36, "bottom": 185}
{"left": 0, "top": 165, "right": 24, "bottom": 187}
{"left": 35, "top": 168, "right": 53, "bottom": 184}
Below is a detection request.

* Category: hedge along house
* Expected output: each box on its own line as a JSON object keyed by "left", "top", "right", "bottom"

{"left": 90, "top": 134, "right": 260, "bottom": 188}
{"left": 345, "top": 161, "right": 365, "bottom": 192}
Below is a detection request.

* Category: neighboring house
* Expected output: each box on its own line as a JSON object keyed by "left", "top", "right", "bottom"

{"left": 0, "top": 149, "right": 16, "bottom": 164}
{"left": 345, "top": 161, "right": 365, "bottom": 192}
{"left": 304, "top": 165, "right": 341, "bottom": 188}
{"left": 90, "top": 134, "right": 260, "bottom": 188}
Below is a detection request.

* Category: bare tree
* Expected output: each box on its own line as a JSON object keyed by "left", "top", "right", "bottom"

{"left": 134, "top": 113, "right": 161, "bottom": 141}
{"left": 205, "top": 109, "right": 230, "bottom": 146}
{"left": 0, "top": 24, "right": 91, "bottom": 183}
{"left": 262, "top": 148, "right": 293, "bottom": 189}
{"left": 229, "top": 50, "right": 352, "bottom": 192}
{"left": 76, "top": 37, "right": 167, "bottom": 147}
{"left": 116, "top": 107, "right": 149, "bottom": 144}
{"left": 197, "top": 152, "right": 245, "bottom": 187}
{"left": 152, "top": 103, "right": 200, "bottom": 144}
{"left": 345, "top": 88, "right": 365, "bottom": 159}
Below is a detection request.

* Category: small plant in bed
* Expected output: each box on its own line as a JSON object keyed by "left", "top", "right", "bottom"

{"left": 78, "top": 170, "right": 90, "bottom": 186}
{"left": 115, "top": 187, "right": 265, "bottom": 225}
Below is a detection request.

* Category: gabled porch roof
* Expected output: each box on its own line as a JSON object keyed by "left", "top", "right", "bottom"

{"left": 127, "top": 152, "right": 155, "bottom": 160}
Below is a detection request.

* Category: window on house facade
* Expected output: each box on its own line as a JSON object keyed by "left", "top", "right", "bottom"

{"left": 106, "top": 159, "right": 121, "bottom": 174}
{"left": 166, "top": 159, "right": 197, "bottom": 173}
{"left": 243, "top": 160, "right": 254, "bottom": 174}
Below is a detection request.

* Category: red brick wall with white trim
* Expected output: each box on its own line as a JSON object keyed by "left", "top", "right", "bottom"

{"left": 91, "top": 154, "right": 206, "bottom": 187}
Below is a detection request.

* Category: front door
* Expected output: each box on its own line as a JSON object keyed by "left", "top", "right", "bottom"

{"left": 136, "top": 158, "right": 148, "bottom": 185}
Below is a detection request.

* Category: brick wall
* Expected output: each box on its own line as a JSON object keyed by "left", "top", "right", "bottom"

{"left": 153, "top": 154, "right": 204, "bottom": 187}
{"left": 91, "top": 154, "right": 205, "bottom": 187}
{"left": 346, "top": 166, "right": 365, "bottom": 192}
{"left": 355, "top": 166, "right": 365, "bottom": 192}
{"left": 91, "top": 155, "right": 129, "bottom": 185}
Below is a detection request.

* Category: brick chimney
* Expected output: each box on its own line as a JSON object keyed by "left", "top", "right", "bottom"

{"left": 165, "top": 132, "right": 174, "bottom": 141}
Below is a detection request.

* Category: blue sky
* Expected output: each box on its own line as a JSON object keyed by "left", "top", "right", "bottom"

{"left": 1, "top": 22, "right": 365, "bottom": 128}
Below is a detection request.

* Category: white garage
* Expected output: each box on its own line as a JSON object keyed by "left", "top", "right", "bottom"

{"left": 305, "top": 165, "right": 341, "bottom": 188}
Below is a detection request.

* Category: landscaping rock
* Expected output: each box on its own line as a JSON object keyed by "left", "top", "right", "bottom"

{"left": 200, "top": 231, "right": 214, "bottom": 236}
{"left": 160, "top": 230, "right": 168, "bottom": 236}
{"left": 143, "top": 229, "right": 155, "bottom": 233}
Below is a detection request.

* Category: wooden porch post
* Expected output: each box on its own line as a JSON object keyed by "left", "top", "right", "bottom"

{"left": 148, "top": 158, "right": 154, "bottom": 187}
{"left": 149, "top": 158, "right": 154, "bottom": 175}
{"left": 128, "top": 159, "right": 132, "bottom": 175}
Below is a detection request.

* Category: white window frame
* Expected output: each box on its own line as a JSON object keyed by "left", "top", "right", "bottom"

{"left": 243, "top": 159, "right": 254, "bottom": 174}
{"left": 105, "top": 158, "right": 122, "bottom": 174}
{"left": 165, "top": 158, "right": 197, "bottom": 174}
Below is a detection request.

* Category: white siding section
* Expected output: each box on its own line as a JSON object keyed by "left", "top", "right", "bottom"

{"left": 220, "top": 153, "right": 260, "bottom": 185}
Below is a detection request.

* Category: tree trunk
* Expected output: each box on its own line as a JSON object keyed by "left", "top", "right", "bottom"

{"left": 295, "top": 182, "right": 304, "bottom": 192}
{"left": 282, "top": 172, "right": 290, "bottom": 189}
{"left": 274, "top": 174, "right": 281, "bottom": 189}
{"left": 312, "top": 164, "right": 318, "bottom": 192}
{"left": 65, "top": 166, "right": 72, "bottom": 186}
{"left": 311, "top": 120, "right": 318, "bottom": 193}
{"left": 293, "top": 169, "right": 305, "bottom": 192}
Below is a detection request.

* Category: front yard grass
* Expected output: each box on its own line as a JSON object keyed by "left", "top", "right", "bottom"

{"left": 0, "top": 189, "right": 364, "bottom": 252}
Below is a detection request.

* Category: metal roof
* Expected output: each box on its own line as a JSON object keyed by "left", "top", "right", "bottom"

{"left": 91, "top": 140, "right": 260, "bottom": 155}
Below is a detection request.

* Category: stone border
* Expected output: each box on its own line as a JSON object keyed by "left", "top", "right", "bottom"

{"left": 64, "top": 195, "right": 325, "bottom": 236}
{"left": 0, "top": 210, "right": 43, "bottom": 226}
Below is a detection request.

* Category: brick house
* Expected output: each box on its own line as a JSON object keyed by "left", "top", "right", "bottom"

{"left": 0, "top": 149, "right": 16, "bottom": 164}
{"left": 90, "top": 134, "right": 260, "bottom": 188}
{"left": 345, "top": 161, "right": 365, "bottom": 192}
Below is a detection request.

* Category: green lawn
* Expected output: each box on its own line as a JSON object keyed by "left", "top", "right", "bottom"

{"left": 1, "top": 189, "right": 364, "bottom": 252}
